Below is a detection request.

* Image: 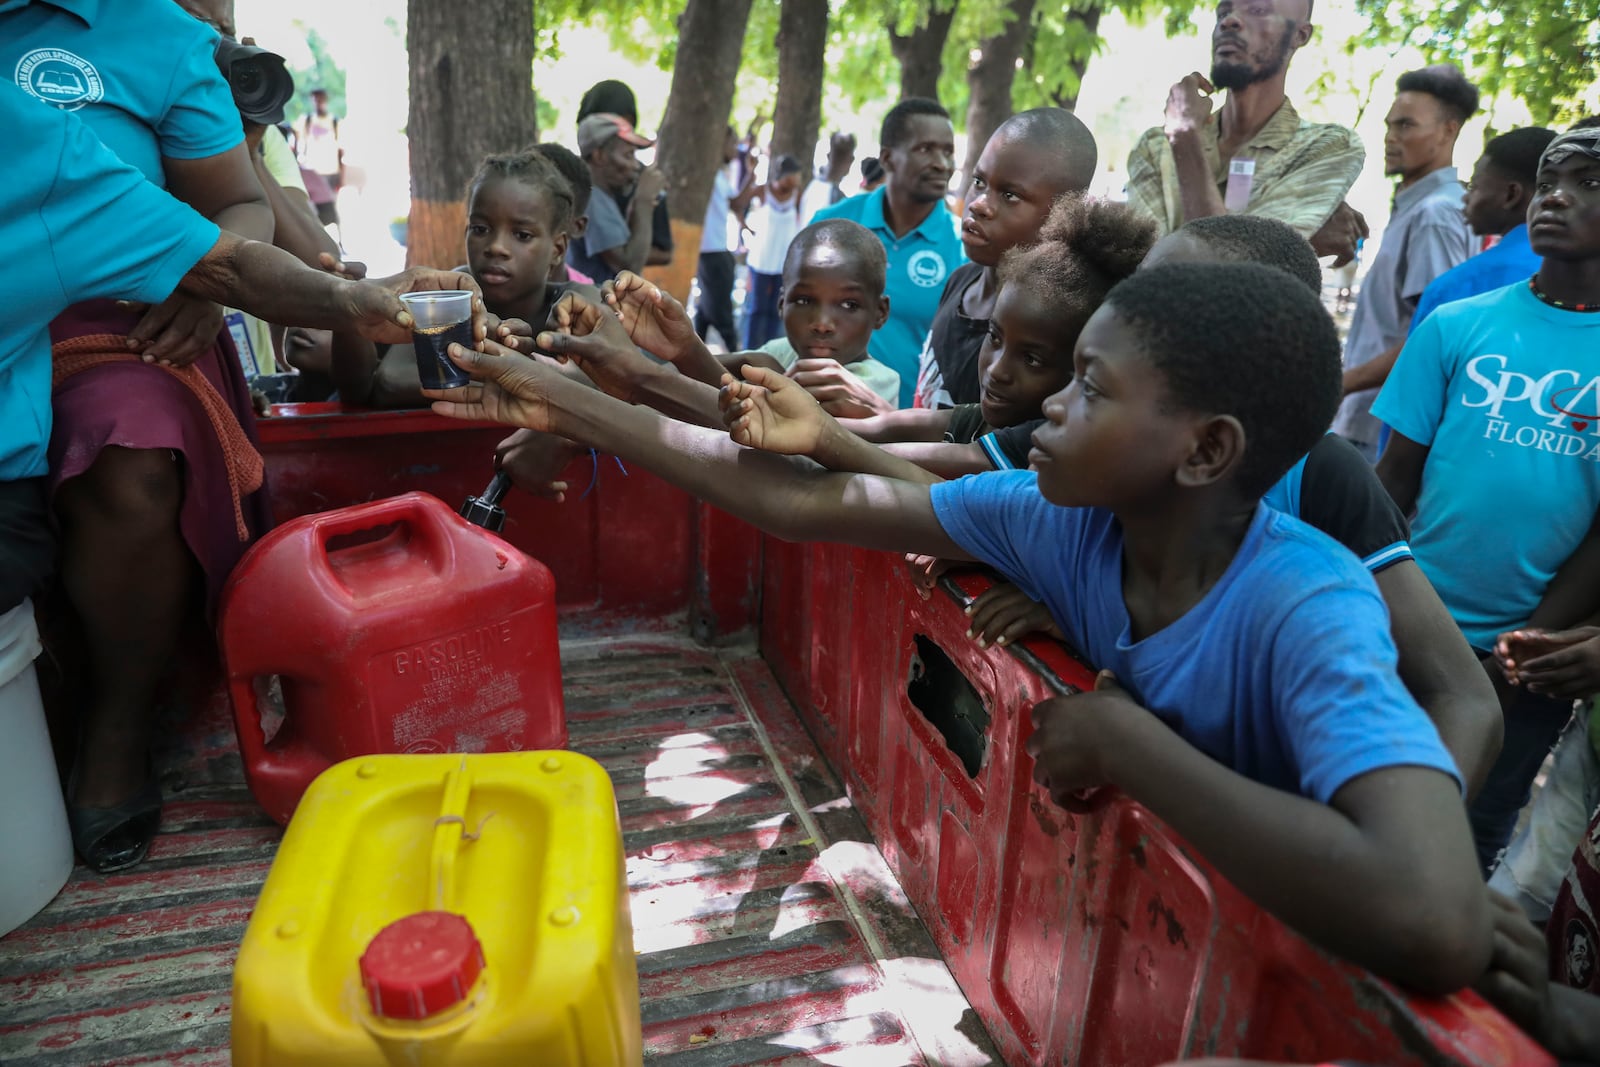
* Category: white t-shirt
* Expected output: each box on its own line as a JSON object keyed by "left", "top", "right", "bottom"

{"left": 701, "top": 166, "right": 736, "bottom": 253}
{"left": 800, "top": 178, "right": 837, "bottom": 226}
{"left": 746, "top": 190, "right": 801, "bottom": 276}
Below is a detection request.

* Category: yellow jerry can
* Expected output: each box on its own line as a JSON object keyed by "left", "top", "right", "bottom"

{"left": 232, "top": 752, "right": 641, "bottom": 1066}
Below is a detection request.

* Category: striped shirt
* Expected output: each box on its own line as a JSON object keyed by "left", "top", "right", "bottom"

{"left": 1125, "top": 98, "right": 1364, "bottom": 238}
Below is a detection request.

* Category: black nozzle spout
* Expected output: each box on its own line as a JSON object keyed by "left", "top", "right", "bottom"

{"left": 461, "top": 471, "right": 511, "bottom": 532}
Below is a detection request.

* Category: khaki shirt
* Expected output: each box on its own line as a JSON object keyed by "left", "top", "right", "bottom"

{"left": 1125, "top": 98, "right": 1364, "bottom": 238}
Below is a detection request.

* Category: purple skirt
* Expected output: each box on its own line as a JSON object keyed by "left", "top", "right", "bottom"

{"left": 48, "top": 301, "right": 273, "bottom": 613}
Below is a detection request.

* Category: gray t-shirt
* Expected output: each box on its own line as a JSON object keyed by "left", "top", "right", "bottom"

{"left": 1334, "top": 166, "right": 1471, "bottom": 457}
{"left": 568, "top": 183, "right": 631, "bottom": 284}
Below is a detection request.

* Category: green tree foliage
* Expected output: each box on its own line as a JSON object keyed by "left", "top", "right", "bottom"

{"left": 285, "top": 23, "right": 348, "bottom": 122}
{"left": 1354, "top": 0, "right": 1600, "bottom": 125}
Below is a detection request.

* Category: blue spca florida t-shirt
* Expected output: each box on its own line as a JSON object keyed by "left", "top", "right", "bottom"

{"left": 929, "top": 470, "right": 1461, "bottom": 802}
{"left": 1373, "top": 281, "right": 1600, "bottom": 650}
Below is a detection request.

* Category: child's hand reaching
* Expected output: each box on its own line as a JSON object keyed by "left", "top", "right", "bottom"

{"left": 1474, "top": 890, "right": 1560, "bottom": 1049}
{"left": 494, "top": 317, "right": 537, "bottom": 354}
{"left": 495, "top": 428, "right": 580, "bottom": 502}
{"left": 601, "top": 272, "right": 699, "bottom": 362}
{"left": 1495, "top": 625, "right": 1600, "bottom": 700}
{"left": 787, "top": 358, "right": 893, "bottom": 418}
{"left": 719, "top": 365, "right": 830, "bottom": 455}
{"left": 540, "top": 291, "right": 660, "bottom": 402}
{"left": 964, "top": 582, "right": 1064, "bottom": 649}
{"left": 1025, "top": 670, "right": 1141, "bottom": 811}
{"left": 904, "top": 554, "right": 953, "bottom": 600}
{"left": 425, "top": 336, "right": 557, "bottom": 431}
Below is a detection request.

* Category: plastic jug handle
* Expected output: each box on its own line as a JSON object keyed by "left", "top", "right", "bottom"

{"left": 307, "top": 492, "right": 457, "bottom": 577}
{"left": 228, "top": 673, "right": 329, "bottom": 784}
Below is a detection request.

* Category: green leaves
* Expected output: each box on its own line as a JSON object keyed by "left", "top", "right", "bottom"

{"left": 1354, "top": 0, "right": 1599, "bottom": 125}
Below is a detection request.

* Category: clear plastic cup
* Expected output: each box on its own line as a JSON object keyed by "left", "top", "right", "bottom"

{"left": 400, "top": 290, "right": 475, "bottom": 389}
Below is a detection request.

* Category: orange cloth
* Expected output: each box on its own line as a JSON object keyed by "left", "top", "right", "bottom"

{"left": 51, "top": 334, "right": 264, "bottom": 540}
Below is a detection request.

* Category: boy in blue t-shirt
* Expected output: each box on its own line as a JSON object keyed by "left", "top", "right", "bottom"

{"left": 427, "top": 262, "right": 1491, "bottom": 994}
{"left": 1374, "top": 126, "right": 1600, "bottom": 871}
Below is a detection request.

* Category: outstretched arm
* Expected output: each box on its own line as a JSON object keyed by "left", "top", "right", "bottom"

{"left": 426, "top": 335, "right": 973, "bottom": 561}
{"left": 1030, "top": 674, "right": 1491, "bottom": 994}
{"left": 720, "top": 368, "right": 941, "bottom": 485}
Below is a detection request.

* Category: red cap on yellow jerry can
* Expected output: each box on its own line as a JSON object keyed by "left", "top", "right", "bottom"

{"left": 359, "top": 911, "right": 485, "bottom": 1020}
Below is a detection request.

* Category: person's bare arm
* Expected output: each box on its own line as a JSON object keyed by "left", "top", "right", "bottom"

{"left": 882, "top": 441, "right": 997, "bottom": 479}
{"left": 128, "top": 144, "right": 278, "bottom": 366}
{"left": 1375, "top": 431, "right": 1429, "bottom": 516}
{"left": 179, "top": 233, "right": 487, "bottom": 347}
{"left": 601, "top": 168, "right": 666, "bottom": 276}
{"left": 426, "top": 337, "right": 974, "bottom": 559}
{"left": 1029, "top": 674, "right": 1492, "bottom": 994}
{"left": 1376, "top": 560, "right": 1502, "bottom": 799}
{"left": 249, "top": 139, "right": 340, "bottom": 268}
{"left": 840, "top": 409, "right": 953, "bottom": 444}
{"left": 1343, "top": 342, "right": 1404, "bottom": 396}
{"left": 166, "top": 143, "right": 274, "bottom": 244}
{"left": 1163, "top": 74, "right": 1227, "bottom": 224}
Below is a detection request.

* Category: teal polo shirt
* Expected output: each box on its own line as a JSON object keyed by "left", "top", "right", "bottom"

{"left": 0, "top": 0, "right": 242, "bottom": 186}
{"left": 0, "top": 78, "right": 221, "bottom": 480}
{"left": 813, "top": 188, "right": 966, "bottom": 407}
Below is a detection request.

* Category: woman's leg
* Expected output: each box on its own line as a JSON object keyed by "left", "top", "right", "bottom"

{"left": 54, "top": 445, "right": 194, "bottom": 809}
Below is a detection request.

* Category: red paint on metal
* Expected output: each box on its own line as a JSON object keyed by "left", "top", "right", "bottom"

{"left": 768, "top": 550, "right": 1554, "bottom": 1067}
{"left": 256, "top": 405, "right": 697, "bottom": 623}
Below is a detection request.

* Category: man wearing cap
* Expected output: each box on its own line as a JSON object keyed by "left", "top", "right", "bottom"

{"left": 1373, "top": 125, "right": 1600, "bottom": 872}
{"left": 577, "top": 79, "right": 673, "bottom": 268}
{"left": 570, "top": 112, "right": 667, "bottom": 283}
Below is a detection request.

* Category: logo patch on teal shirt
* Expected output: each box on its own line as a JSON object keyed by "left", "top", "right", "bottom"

{"left": 16, "top": 48, "right": 103, "bottom": 112}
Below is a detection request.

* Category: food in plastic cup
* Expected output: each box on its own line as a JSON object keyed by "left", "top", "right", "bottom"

{"left": 400, "top": 291, "right": 475, "bottom": 390}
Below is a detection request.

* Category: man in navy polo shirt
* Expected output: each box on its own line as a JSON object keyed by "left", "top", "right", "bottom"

{"left": 814, "top": 97, "right": 965, "bottom": 407}
{"left": 1, "top": 78, "right": 479, "bottom": 615}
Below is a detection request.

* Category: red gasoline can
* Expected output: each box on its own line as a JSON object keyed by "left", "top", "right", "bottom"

{"left": 218, "top": 492, "right": 565, "bottom": 824}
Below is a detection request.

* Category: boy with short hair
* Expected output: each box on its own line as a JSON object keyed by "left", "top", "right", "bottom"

{"left": 593, "top": 221, "right": 903, "bottom": 418}
{"left": 915, "top": 107, "right": 1098, "bottom": 409}
{"left": 430, "top": 262, "right": 1492, "bottom": 994}
{"left": 1375, "top": 126, "right": 1600, "bottom": 870}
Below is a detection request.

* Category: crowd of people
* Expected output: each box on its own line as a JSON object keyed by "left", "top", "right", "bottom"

{"left": 7, "top": 0, "right": 1600, "bottom": 1058}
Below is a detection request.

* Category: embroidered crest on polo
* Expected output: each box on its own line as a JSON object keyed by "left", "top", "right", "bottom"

{"left": 16, "top": 49, "right": 104, "bottom": 111}
{"left": 907, "top": 249, "right": 948, "bottom": 289}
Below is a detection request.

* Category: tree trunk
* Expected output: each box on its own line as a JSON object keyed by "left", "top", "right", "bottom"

{"left": 957, "top": 0, "right": 1037, "bottom": 200}
{"left": 889, "top": 1, "right": 959, "bottom": 102}
{"left": 406, "top": 0, "right": 535, "bottom": 269}
{"left": 649, "top": 0, "right": 756, "bottom": 302}
{"left": 1044, "top": 6, "right": 1101, "bottom": 112}
{"left": 770, "top": 0, "right": 829, "bottom": 169}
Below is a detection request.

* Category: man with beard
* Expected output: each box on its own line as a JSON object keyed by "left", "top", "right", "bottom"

{"left": 814, "top": 98, "right": 965, "bottom": 408}
{"left": 1335, "top": 65, "right": 1478, "bottom": 461}
{"left": 1126, "top": 0, "right": 1367, "bottom": 264}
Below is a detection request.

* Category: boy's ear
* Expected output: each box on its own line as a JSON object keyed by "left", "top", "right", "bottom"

{"left": 873, "top": 294, "right": 890, "bottom": 330}
{"left": 1174, "top": 413, "right": 1246, "bottom": 490}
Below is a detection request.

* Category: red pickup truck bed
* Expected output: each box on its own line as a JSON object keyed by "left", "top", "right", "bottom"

{"left": 0, "top": 405, "right": 1555, "bottom": 1066}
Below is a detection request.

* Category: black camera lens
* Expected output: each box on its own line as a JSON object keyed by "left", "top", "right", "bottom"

{"left": 213, "top": 36, "right": 295, "bottom": 126}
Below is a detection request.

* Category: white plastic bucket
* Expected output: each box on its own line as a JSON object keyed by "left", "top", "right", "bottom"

{"left": 0, "top": 599, "right": 73, "bottom": 938}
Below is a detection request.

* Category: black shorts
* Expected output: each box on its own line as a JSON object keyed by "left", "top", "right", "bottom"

{"left": 0, "top": 477, "right": 55, "bottom": 613}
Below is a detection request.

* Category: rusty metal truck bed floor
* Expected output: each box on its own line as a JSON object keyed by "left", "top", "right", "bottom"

{"left": 0, "top": 635, "right": 997, "bottom": 1066}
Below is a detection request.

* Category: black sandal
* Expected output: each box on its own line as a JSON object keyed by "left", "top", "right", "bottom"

{"left": 67, "top": 775, "right": 163, "bottom": 874}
